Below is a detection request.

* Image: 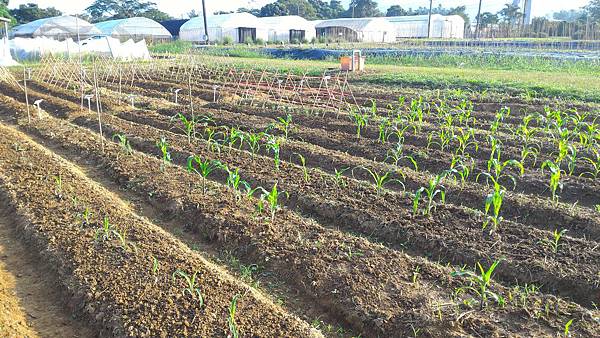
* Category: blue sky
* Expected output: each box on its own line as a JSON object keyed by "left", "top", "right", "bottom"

{"left": 8, "top": 0, "right": 591, "bottom": 19}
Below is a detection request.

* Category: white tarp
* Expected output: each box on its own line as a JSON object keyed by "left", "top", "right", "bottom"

{"left": 1, "top": 36, "right": 18, "bottom": 66}
{"left": 10, "top": 36, "right": 151, "bottom": 60}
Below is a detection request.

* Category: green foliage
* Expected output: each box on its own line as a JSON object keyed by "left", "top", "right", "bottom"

{"left": 228, "top": 294, "right": 241, "bottom": 338}
{"left": 149, "top": 41, "right": 193, "bottom": 54}
{"left": 172, "top": 270, "right": 204, "bottom": 305}
{"left": 9, "top": 3, "right": 62, "bottom": 25}
{"left": 452, "top": 260, "right": 502, "bottom": 310}
{"left": 85, "top": 0, "right": 172, "bottom": 23}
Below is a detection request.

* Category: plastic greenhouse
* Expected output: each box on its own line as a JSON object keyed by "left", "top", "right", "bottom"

{"left": 257, "top": 16, "right": 315, "bottom": 43}
{"left": 10, "top": 16, "right": 101, "bottom": 40}
{"left": 180, "top": 13, "right": 267, "bottom": 43}
{"left": 95, "top": 17, "right": 172, "bottom": 42}
{"left": 386, "top": 15, "right": 465, "bottom": 39}
{"left": 315, "top": 18, "right": 395, "bottom": 43}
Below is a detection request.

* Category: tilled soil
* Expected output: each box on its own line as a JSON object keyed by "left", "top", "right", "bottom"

{"left": 0, "top": 67, "right": 599, "bottom": 337}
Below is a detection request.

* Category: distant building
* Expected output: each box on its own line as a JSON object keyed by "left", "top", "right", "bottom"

{"left": 257, "top": 15, "right": 315, "bottom": 43}
{"left": 315, "top": 18, "right": 396, "bottom": 43}
{"left": 10, "top": 15, "right": 101, "bottom": 40}
{"left": 386, "top": 15, "right": 465, "bottom": 39}
{"left": 95, "top": 17, "right": 172, "bottom": 42}
{"left": 180, "top": 13, "right": 268, "bottom": 43}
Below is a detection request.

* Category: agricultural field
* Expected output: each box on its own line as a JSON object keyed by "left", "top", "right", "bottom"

{"left": 0, "top": 52, "right": 598, "bottom": 337}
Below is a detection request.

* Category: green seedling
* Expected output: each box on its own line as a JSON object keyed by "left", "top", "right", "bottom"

{"left": 187, "top": 155, "right": 222, "bottom": 194}
{"left": 451, "top": 260, "right": 502, "bottom": 310}
{"left": 228, "top": 294, "right": 240, "bottom": 338}
{"left": 156, "top": 137, "right": 172, "bottom": 170}
{"left": 543, "top": 229, "right": 568, "bottom": 254}
{"left": 295, "top": 153, "right": 310, "bottom": 183}
{"left": 112, "top": 133, "right": 133, "bottom": 157}
{"left": 172, "top": 270, "right": 204, "bottom": 306}
{"left": 541, "top": 160, "right": 564, "bottom": 204}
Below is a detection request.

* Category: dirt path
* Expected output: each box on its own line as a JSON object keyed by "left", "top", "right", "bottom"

{"left": 0, "top": 208, "right": 94, "bottom": 338}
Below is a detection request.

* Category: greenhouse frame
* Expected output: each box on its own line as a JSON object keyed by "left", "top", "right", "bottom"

{"left": 10, "top": 15, "right": 101, "bottom": 40}
{"left": 257, "top": 15, "right": 315, "bottom": 43}
{"left": 95, "top": 17, "right": 172, "bottom": 42}
{"left": 386, "top": 14, "right": 465, "bottom": 39}
{"left": 315, "top": 18, "right": 395, "bottom": 43}
{"left": 180, "top": 13, "right": 268, "bottom": 43}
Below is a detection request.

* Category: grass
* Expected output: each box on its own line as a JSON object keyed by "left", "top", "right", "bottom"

{"left": 149, "top": 41, "right": 193, "bottom": 54}
{"left": 195, "top": 54, "right": 600, "bottom": 103}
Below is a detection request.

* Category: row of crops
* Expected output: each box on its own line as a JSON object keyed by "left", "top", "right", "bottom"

{"left": 0, "top": 56, "right": 598, "bottom": 336}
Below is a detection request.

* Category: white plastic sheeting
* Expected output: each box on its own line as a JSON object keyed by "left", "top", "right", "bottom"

{"left": 180, "top": 13, "right": 268, "bottom": 43}
{"left": 10, "top": 36, "right": 151, "bottom": 60}
{"left": 257, "top": 16, "right": 315, "bottom": 43}
{"left": 315, "top": 18, "right": 395, "bottom": 43}
{"left": 386, "top": 15, "right": 465, "bottom": 39}
{"left": 10, "top": 15, "right": 101, "bottom": 40}
{"left": 95, "top": 17, "right": 172, "bottom": 41}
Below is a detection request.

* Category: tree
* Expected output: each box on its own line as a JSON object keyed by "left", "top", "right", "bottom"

{"left": 0, "top": 3, "right": 15, "bottom": 26}
{"left": 345, "top": 0, "right": 382, "bottom": 18}
{"left": 553, "top": 9, "right": 585, "bottom": 23}
{"left": 585, "top": 0, "right": 600, "bottom": 23}
{"left": 259, "top": 0, "right": 317, "bottom": 20}
{"left": 477, "top": 12, "right": 499, "bottom": 27}
{"left": 85, "top": 0, "right": 171, "bottom": 23}
{"left": 187, "top": 9, "right": 199, "bottom": 18}
{"left": 498, "top": 4, "right": 522, "bottom": 25}
{"left": 386, "top": 5, "right": 407, "bottom": 17}
{"left": 10, "top": 3, "right": 62, "bottom": 24}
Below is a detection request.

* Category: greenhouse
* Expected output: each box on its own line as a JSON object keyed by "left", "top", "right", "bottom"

{"left": 257, "top": 16, "right": 315, "bottom": 43}
{"left": 386, "top": 14, "right": 465, "bottom": 39}
{"left": 10, "top": 15, "right": 101, "bottom": 40}
{"left": 180, "top": 13, "right": 268, "bottom": 43}
{"left": 95, "top": 17, "right": 172, "bottom": 42}
{"left": 315, "top": 18, "right": 395, "bottom": 43}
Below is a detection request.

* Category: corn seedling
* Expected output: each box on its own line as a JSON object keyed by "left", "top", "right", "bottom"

{"left": 95, "top": 216, "right": 113, "bottom": 241}
{"left": 294, "top": 153, "right": 310, "bottom": 183}
{"left": 386, "top": 142, "right": 418, "bottom": 171}
{"left": 542, "top": 229, "right": 568, "bottom": 254}
{"left": 172, "top": 270, "right": 204, "bottom": 306}
{"left": 80, "top": 207, "right": 92, "bottom": 227}
{"left": 151, "top": 255, "right": 159, "bottom": 275}
{"left": 187, "top": 155, "right": 222, "bottom": 194}
{"left": 156, "top": 137, "right": 172, "bottom": 170}
{"left": 581, "top": 150, "right": 600, "bottom": 179}
{"left": 479, "top": 159, "right": 524, "bottom": 190}
{"left": 354, "top": 166, "right": 404, "bottom": 195}
{"left": 378, "top": 118, "right": 392, "bottom": 143}
{"left": 413, "top": 170, "right": 453, "bottom": 216}
{"left": 225, "top": 166, "right": 249, "bottom": 201}
{"left": 263, "top": 183, "right": 281, "bottom": 223}
{"left": 564, "top": 319, "right": 574, "bottom": 337}
{"left": 172, "top": 112, "right": 199, "bottom": 144}
{"left": 112, "top": 133, "right": 133, "bottom": 158}
{"left": 481, "top": 175, "right": 505, "bottom": 230}
{"left": 265, "top": 136, "right": 281, "bottom": 171}
{"left": 228, "top": 294, "right": 240, "bottom": 338}
{"left": 225, "top": 127, "right": 245, "bottom": 153}
{"left": 451, "top": 260, "right": 502, "bottom": 310}
{"left": 274, "top": 114, "right": 293, "bottom": 139}
{"left": 333, "top": 167, "right": 349, "bottom": 188}
{"left": 351, "top": 109, "right": 368, "bottom": 140}
{"left": 246, "top": 132, "right": 264, "bottom": 158}
{"left": 541, "top": 160, "right": 564, "bottom": 204}
{"left": 53, "top": 174, "right": 63, "bottom": 199}
{"left": 112, "top": 227, "right": 136, "bottom": 253}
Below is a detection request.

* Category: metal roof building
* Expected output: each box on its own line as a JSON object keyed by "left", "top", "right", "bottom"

{"left": 257, "top": 15, "right": 315, "bottom": 43}
{"left": 95, "top": 17, "right": 172, "bottom": 42}
{"left": 180, "top": 13, "right": 268, "bottom": 43}
{"left": 315, "top": 18, "right": 395, "bottom": 43}
{"left": 386, "top": 14, "right": 465, "bottom": 39}
{"left": 10, "top": 15, "right": 101, "bottom": 40}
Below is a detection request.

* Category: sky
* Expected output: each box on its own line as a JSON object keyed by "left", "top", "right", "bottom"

{"left": 7, "top": 0, "right": 592, "bottom": 20}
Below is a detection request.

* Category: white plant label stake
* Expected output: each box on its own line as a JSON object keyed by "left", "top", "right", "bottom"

{"left": 33, "top": 99, "right": 44, "bottom": 118}
{"left": 212, "top": 85, "right": 220, "bottom": 103}
{"left": 84, "top": 94, "right": 94, "bottom": 114}
{"left": 173, "top": 88, "right": 182, "bottom": 104}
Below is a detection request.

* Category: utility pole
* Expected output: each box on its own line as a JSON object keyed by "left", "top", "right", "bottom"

{"left": 521, "top": 0, "right": 528, "bottom": 36}
{"left": 475, "top": 0, "right": 483, "bottom": 39}
{"left": 427, "top": 0, "right": 433, "bottom": 39}
{"left": 201, "top": 0, "right": 209, "bottom": 43}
